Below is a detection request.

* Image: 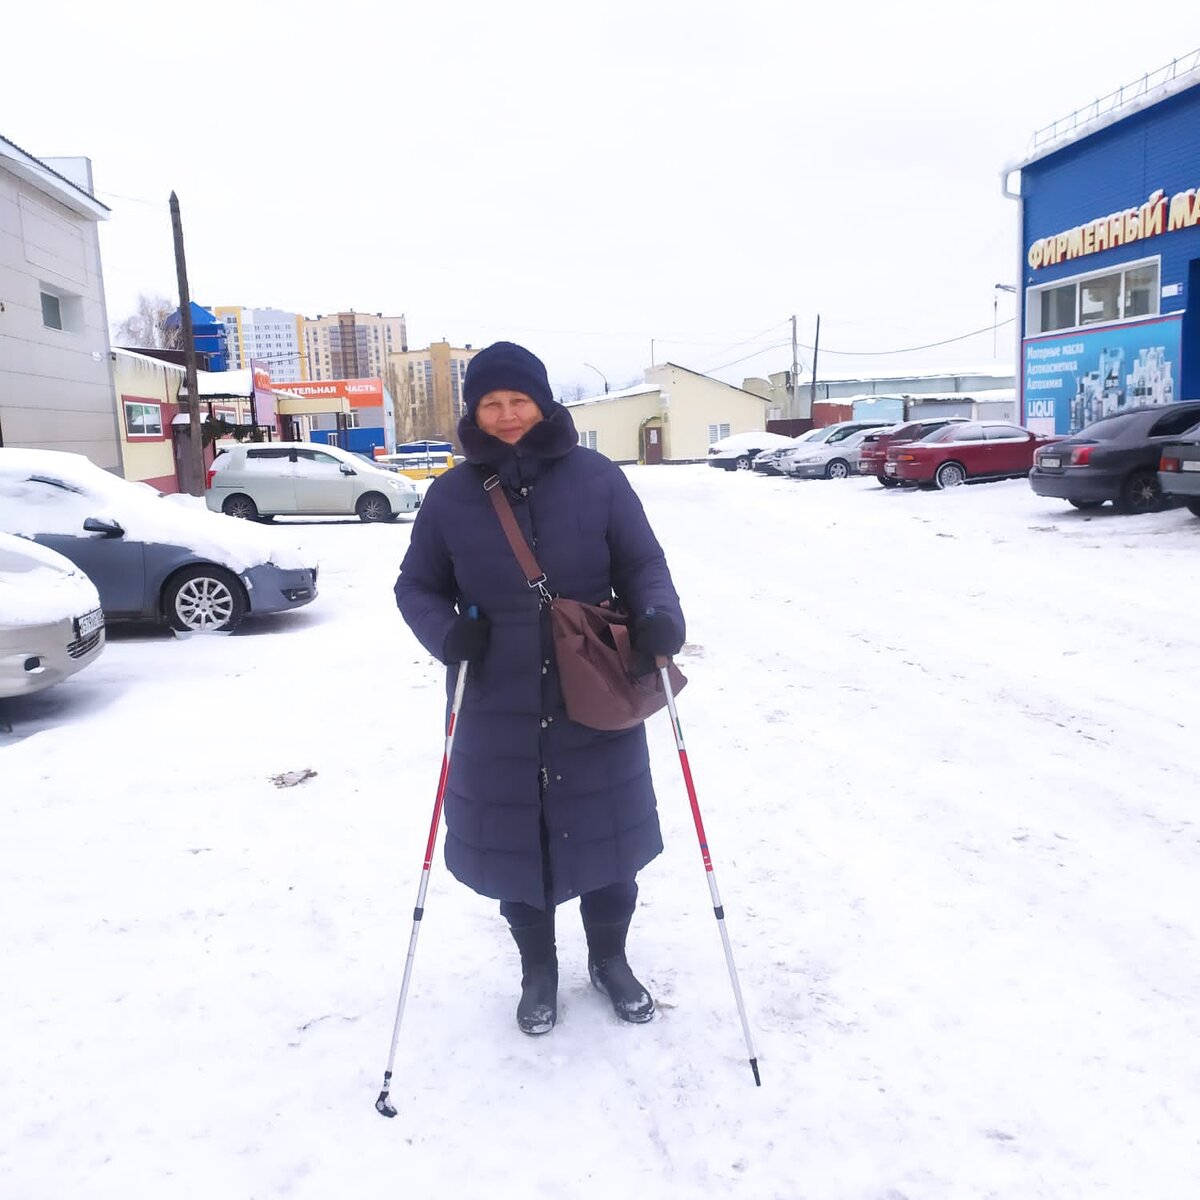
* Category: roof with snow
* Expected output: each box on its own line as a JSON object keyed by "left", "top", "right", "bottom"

{"left": 178, "top": 368, "right": 253, "bottom": 399}
{"left": 1009, "top": 49, "right": 1200, "bottom": 170}
{"left": 564, "top": 383, "right": 660, "bottom": 409}
{"left": 0, "top": 132, "right": 110, "bottom": 220}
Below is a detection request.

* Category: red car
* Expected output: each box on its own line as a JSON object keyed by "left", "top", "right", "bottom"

{"left": 885, "top": 421, "right": 1060, "bottom": 489}
{"left": 858, "top": 417, "right": 969, "bottom": 487}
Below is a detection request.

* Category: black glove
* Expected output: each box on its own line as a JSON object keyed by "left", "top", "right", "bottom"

{"left": 443, "top": 613, "right": 491, "bottom": 663}
{"left": 631, "top": 609, "right": 682, "bottom": 658}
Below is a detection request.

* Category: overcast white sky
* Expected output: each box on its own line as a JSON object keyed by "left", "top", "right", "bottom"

{"left": 3, "top": 1, "right": 1192, "bottom": 394}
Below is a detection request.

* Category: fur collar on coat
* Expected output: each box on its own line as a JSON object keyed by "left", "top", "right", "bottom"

{"left": 457, "top": 402, "right": 579, "bottom": 493}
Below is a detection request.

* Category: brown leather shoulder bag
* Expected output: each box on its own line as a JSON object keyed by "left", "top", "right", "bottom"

{"left": 483, "top": 474, "right": 686, "bottom": 731}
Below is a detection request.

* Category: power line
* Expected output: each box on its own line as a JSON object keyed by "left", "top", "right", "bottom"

{"left": 801, "top": 318, "right": 1015, "bottom": 357}
{"left": 688, "top": 320, "right": 792, "bottom": 373}
{"left": 693, "top": 340, "right": 793, "bottom": 375}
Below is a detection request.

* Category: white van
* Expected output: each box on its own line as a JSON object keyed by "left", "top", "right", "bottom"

{"left": 206, "top": 442, "right": 420, "bottom": 523}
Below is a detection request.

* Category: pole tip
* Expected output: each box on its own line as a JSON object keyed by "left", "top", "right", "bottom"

{"left": 375, "top": 1090, "right": 397, "bottom": 1118}
{"left": 750, "top": 1058, "right": 762, "bottom": 1087}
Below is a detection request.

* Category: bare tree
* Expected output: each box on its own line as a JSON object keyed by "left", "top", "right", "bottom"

{"left": 112, "top": 292, "right": 182, "bottom": 349}
{"left": 558, "top": 382, "right": 588, "bottom": 402}
{"left": 386, "top": 363, "right": 418, "bottom": 444}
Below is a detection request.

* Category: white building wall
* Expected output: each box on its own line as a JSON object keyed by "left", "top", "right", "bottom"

{"left": 0, "top": 148, "right": 120, "bottom": 469}
{"left": 645, "top": 365, "right": 771, "bottom": 460}
{"left": 566, "top": 391, "right": 661, "bottom": 461}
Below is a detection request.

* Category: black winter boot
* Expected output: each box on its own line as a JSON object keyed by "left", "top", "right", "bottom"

{"left": 584, "top": 917, "right": 655, "bottom": 1024}
{"left": 508, "top": 917, "right": 558, "bottom": 1035}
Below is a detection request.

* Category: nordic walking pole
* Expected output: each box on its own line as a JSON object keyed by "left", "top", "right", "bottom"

{"left": 657, "top": 656, "right": 761, "bottom": 1086}
{"left": 374, "top": 624, "right": 473, "bottom": 1118}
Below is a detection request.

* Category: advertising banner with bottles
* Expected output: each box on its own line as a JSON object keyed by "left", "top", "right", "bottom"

{"left": 1022, "top": 315, "right": 1183, "bottom": 435}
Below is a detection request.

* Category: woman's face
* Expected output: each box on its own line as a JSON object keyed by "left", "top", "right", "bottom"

{"left": 475, "top": 389, "right": 544, "bottom": 443}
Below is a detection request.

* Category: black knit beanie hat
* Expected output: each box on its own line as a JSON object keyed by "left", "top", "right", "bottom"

{"left": 463, "top": 341, "right": 555, "bottom": 418}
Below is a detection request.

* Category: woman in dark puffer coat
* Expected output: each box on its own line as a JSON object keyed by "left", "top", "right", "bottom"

{"left": 394, "top": 341, "right": 685, "bottom": 1036}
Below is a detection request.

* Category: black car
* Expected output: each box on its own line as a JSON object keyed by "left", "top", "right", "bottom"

{"left": 1028, "top": 402, "right": 1200, "bottom": 513}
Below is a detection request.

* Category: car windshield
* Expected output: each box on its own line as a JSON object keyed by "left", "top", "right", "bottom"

{"left": 28, "top": 474, "right": 84, "bottom": 494}
{"left": 806, "top": 427, "right": 843, "bottom": 444}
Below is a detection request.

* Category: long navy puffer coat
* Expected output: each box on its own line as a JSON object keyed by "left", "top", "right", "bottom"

{"left": 393, "top": 402, "right": 685, "bottom": 910}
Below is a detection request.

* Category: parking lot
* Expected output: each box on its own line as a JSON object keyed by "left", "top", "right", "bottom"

{"left": 4, "top": 465, "right": 1199, "bottom": 1198}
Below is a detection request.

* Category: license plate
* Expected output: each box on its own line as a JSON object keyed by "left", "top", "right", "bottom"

{"left": 1040, "top": 456, "right": 1061, "bottom": 468}
{"left": 1183, "top": 461, "right": 1200, "bottom": 473}
{"left": 885, "top": 463, "right": 897, "bottom": 475}
{"left": 77, "top": 608, "right": 104, "bottom": 637}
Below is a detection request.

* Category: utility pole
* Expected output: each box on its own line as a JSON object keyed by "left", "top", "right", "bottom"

{"left": 170, "top": 191, "right": 204, "bottom": 496}
{"left": 650, "top": 339, "right": 655, "bottom": 368}
{"left": 790, "top": 314, "right": 799, "bottom": 421}
{"left": 809, "top": 314, "right": 821, "bottom": 413}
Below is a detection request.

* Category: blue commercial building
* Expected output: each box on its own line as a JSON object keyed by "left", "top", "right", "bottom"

{"left": 1004, "top": 56, "right": 1200, "bottom": 434}
{"left": 165, "top": 301, "right": 229, "bottom": 372}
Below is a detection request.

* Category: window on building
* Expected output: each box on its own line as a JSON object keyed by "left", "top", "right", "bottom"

{"left": 1079, "top": 272, "right": 1120, "bottom": 325}
{"left": 580, "top": 430, "right": 598, "bottom": 450}
{"left": 708, "top": 423, "right": 731, "bottom": 444}
{"left": 1124, "top": 264, "right": 1157, "bottom": 318}
{"left": 123, "top": 401, "right": 163, "bottom": 437}
{"left": 40, "top": 291, "right": 63, "bottom": 329}
{"left": 1029, "top": 259, "right": 1160, "bottom": 334}
{"left": 1038, "top": 284, "right": 1076, "bottom": 332}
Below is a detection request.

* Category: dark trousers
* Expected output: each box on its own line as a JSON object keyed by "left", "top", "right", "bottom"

{"left": 501, "top": 878, "right": 638, "bottom": 930}
{"left": 500, "top": 814, "right": 638, "bottom": 930}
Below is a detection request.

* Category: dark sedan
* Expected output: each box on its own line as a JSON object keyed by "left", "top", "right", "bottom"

{"left": 1029, "top": 402, "right": 1200, "bottom": 513}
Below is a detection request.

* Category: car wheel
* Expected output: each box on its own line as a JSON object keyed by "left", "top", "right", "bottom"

{"left": 163, "top": 565, "right": 247, "bottom": 633}
{"left": 934, "top": 461, "right": 966, "bottom": 489}
{"left": 1068, "top": 499, "right": 1104, "bottom": 511}
{"left": 1118, "top": 470, "right": 1163, "bottom": 514}
{"left": 825, "top": 459, "right": 850, "bottom": 480}
{"left": 1187, "top": 500, "right": 1200, "bottom": 519}
{"left": 878, "top": 476, "right": 900, "bottom": 488}
{"left": 222, "top": 493, "right": 260, "bottom": 521}
{"left": 356, "top": 492, "right": 393, "bottom": 522}
{"left": 734, "top": 455, "right": 752, "bottom": 471}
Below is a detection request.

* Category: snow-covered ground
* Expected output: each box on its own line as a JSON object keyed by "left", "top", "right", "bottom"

{"left": 3, "top": 466, "right": 1199, "bottom": 1199}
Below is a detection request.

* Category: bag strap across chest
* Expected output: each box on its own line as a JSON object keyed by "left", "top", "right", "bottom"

{"left": 483, "top": 474, "right": 552, "bottom": 603}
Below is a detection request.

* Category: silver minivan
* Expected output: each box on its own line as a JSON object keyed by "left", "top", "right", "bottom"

{"left": 206, "top": 442, "right": 421, "bottom": 523}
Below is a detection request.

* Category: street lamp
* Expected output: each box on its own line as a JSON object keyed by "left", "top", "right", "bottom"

{"left": 583, "top": 362, "right": 609, "bottom": 394}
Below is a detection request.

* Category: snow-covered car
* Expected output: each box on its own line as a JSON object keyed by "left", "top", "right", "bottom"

{"left": 0, "top": 531, "right": 105, "bottom": 699}
{"left": 205, "top": 441, "right": 420, "bottom": 522}
{"left": 707, "top": 431, "right": 796, "bottom": 471}
{"left": 779, "top": 428, "right": 876, "bottom": 480}
{"left": 752, "top": 429, "right": 825, "bottom": 474}
{"left": 0, "top": 449, "right": 319, "bottom": 634}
